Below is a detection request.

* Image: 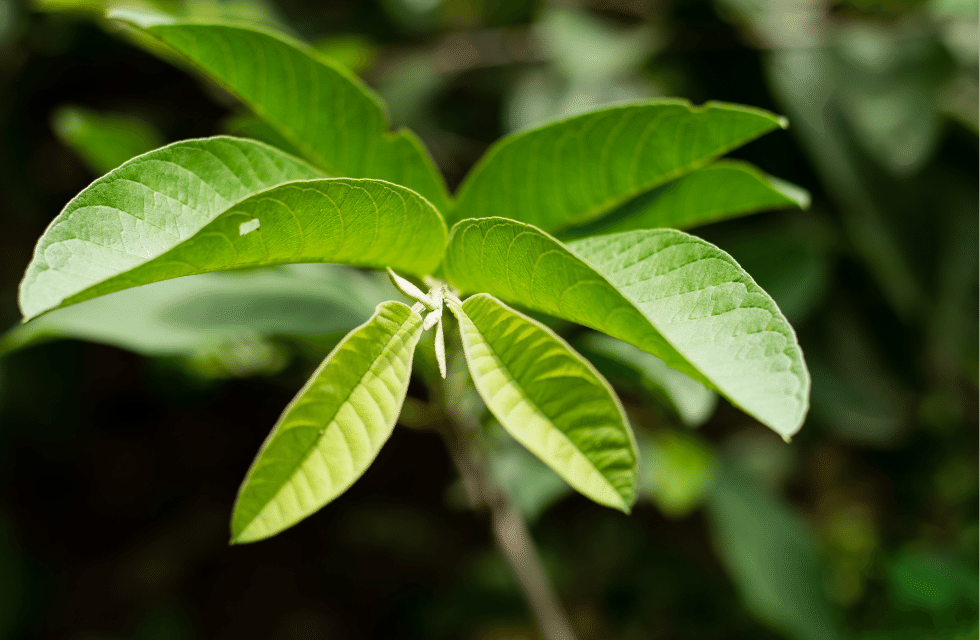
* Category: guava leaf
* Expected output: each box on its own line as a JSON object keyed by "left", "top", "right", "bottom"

{"left": 20, "top": 141, "right": 446, "bottom": 321}
{"left": 19, "top": 136, "right": 323, "bottom": 320}
{"left": 449, "top": 100, "right": 788, "bottom": 231}
{"left": 450, "top": 293, "right": 638, "bottom": 512}
{"left": 442, "top": 218, "right": 809, "bottom": 440}
{"left": 108, "top": 9, "right": 451, "bottom": 212}
{"left": 231, "top": 300, "right": 424, "bottom": 544}
{"left": 3, "top": 265, "right": 389, "bottom": 357}
{"left": 563, "top": 160, "right": 810, "bottom": 237}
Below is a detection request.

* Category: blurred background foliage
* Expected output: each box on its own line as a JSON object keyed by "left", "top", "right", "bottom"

{"left": 0, "top": 0, "right": 976, "bottom": 638}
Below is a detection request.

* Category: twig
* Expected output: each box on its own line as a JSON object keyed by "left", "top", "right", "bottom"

{"left": 436, "top": 363, "right": 580, "bottom": 640}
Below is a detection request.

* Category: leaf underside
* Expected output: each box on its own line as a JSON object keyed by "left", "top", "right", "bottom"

{"left": 19, "top": 136, "right": 447, "bottom": 321}
{"left": 449, "top": 100, "right": 789, "bottom": 232}
{"left": 452, "top": 294, "right": 637, "bottom": 511}
{"left": 443, "top": 218, "right": 809, "bottom": 440}
{"left": 231, "top": 300, "right": 424, "bottom": 544}
{"left": 110, "top": 11, "right": 451, "bottom": 212}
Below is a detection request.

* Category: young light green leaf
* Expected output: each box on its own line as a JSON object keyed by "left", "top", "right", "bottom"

{"left": 108, "top": 10, "right": 451, "bottom": 212}
{"left": 231, "top": 300, "right": 425, "bottom": 544}
{"left": 449, "top": 100, "right": 788, "bottom": 231}
{"left": 442, "top": 218, "right": 809, "bottom": 441}
{"left": 449, "top": 293, "right": 638, "bottom": 512}
{"left": 20, "top": 147, "right": 447, "bottom": 320}
{"left": 562, "top": 160, "right": 811, "bottom": 237}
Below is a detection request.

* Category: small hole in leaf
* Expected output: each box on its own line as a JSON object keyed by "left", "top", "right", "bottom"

{"left": 239, "top": 218, "right": 261, "bottom": 236}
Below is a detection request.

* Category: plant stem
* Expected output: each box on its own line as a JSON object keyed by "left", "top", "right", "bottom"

{"left": 437, "top": 366, "right": 580, "bottom": 640}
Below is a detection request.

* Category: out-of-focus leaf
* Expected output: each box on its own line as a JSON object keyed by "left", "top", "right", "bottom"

{"left": 108, "top": 10, "right": 452, "bottom": 212}
{"left": 222, "top": 112, "right": 303, "bottom": 157}
{"left": 231, "top": 301, "right": 424, "bottom": 544}
{"left": 706, "top": 465, "right": 844, "bottom": 640}
{"left": 639, "top": 429, "right": 715, "bottom": 517}
{"left": 312, "top": 34, "right": 378, "bottom": 73}
{"left": 537, "top": 7, "right": 661, "bottom": 82}
{"left": 578, "top": 333, "right": 717, "bottom": 428}
{"left": 718, "top": 221, "right": 831, "bottom": 324}
{"left": 1, "top": 264, "right": 388, "bottom": 357}
{"left": 443, "top": 218, "right": 810, "bottom": 441}
{"left": 450, "top": 293, "right": 638, "bottom": 512}
{"left": 51, "top": 105, "right": 165, "bottom": 176}
{"left": 449, "top": 100, "right": 790, "bottom": 232}
{"left": 563, "top": 161, "right": 810, "bottom": 238}
{"left": 834, "top": 23, "right": 954, "bottom": 174}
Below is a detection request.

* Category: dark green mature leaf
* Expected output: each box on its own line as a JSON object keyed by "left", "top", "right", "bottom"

{"left": 108, "top": 9, "right": 451, "bottom": 212}
{"left": 563, "top": 160, "right": 810, "bottom": 237}
{"left": 231, "top": 301, "right": 424, "bottom": 544}
{"left": 449, "top": 100, "right": 788, "bottom": 231}
{"left": 450, "top": 294, "right": 638, "bottom": 511}
{"left": 20, "top": 140, "right": 447, "bottom": 321}
{"left": 443, "top": 218, "right": 809, "bottom": 440}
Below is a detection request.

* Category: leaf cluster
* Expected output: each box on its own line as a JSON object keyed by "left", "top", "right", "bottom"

{"left": 16, "top": 9, "right": 811, "bottom": 542}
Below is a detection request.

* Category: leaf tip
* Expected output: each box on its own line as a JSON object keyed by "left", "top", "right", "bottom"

{"left": 776, "top": 115, "right": 790, "bottom": 129}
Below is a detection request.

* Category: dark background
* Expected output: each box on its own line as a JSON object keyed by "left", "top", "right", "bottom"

{"left": 0, "top": 0, "right": 977, "bottom": 638}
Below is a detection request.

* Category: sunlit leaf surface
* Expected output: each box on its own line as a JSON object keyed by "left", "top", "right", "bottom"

{"left": 443, "top": 218, "right": 809, "bottom": 440}
{"left": 231, "top": 301, "right": 424, "bottom": 543}
{"left": 450, "top": 100, "right": 788, "bottom": 231}
{"left": 20, "top": 137, "right": 446, "bottom": 320}
{"left": 451, "top": 293, "right": 638, "bottom": 511}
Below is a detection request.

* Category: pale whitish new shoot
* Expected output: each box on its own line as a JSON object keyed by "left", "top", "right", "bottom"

{"left": 387, "top": 268, "right": 459, "bottom": 378}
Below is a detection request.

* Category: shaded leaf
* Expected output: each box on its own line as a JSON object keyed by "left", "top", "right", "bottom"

{"left": 450, "top": 293, "right": 638, "bottom": 512}
{"left": 706, "top": 465, "right": 844, "bottom": 640}
{"left": 563, "top": 160, "right": 810, "bottom": 237}
{"left": 579, "top": 332, "right": 716, "bottom": 427}
{"left": 231, "top": 300, "right": 424, "bottom": 543}
{"left": 109, "top": 9, "right": 451, "bottom": 212}
{"left": 450, "top": 100, "right": 788, "bottom": 231}
{"left": 443, "top": 218, "right": 809, "bottom": 440}
{"left": 639, "top": 429, "right": 714, "bottom": 517}
{"left": 3, "top": 265, "right": 388, "bottom": 357}
{"left": 20, "top": 142, "right": 447, "bottom": 320}
{"left": 51, "top": 105, "right": 165, "bottom": 176}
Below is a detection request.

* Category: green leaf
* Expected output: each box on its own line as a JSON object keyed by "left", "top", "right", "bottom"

{"left": 449, "top": 100, "right": 789, "bottom": 231}
{"left": 449, "top": 293, "right": 638, "bottom": 512}
{"left": 638, "top": 429, "right": 714, "bottom": 517}
{"left": 19, "top": 139, "right": 447, "bottom": 321}
{"left": 3, "top": 265, "right": 390, "bottom": 357}
{"left": 562, "top": 160, "right": 810, "bottom": 237}
{"left": 579, "top": 333, "right": 716, "bottom": 427}
{"left": 706, "top": 466, "right": 844, "bottom": 640}
{"left": 51, "top": 105, "right": 165, "bottom": 176}
{"left": 108, "top": 9, "right": 451, "bottom": 212}
{"left": 442, "top": 218, "right": 809, "bottom": 440}
{"left": 231, "top": 300, "right": 424, "bottom": 544}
